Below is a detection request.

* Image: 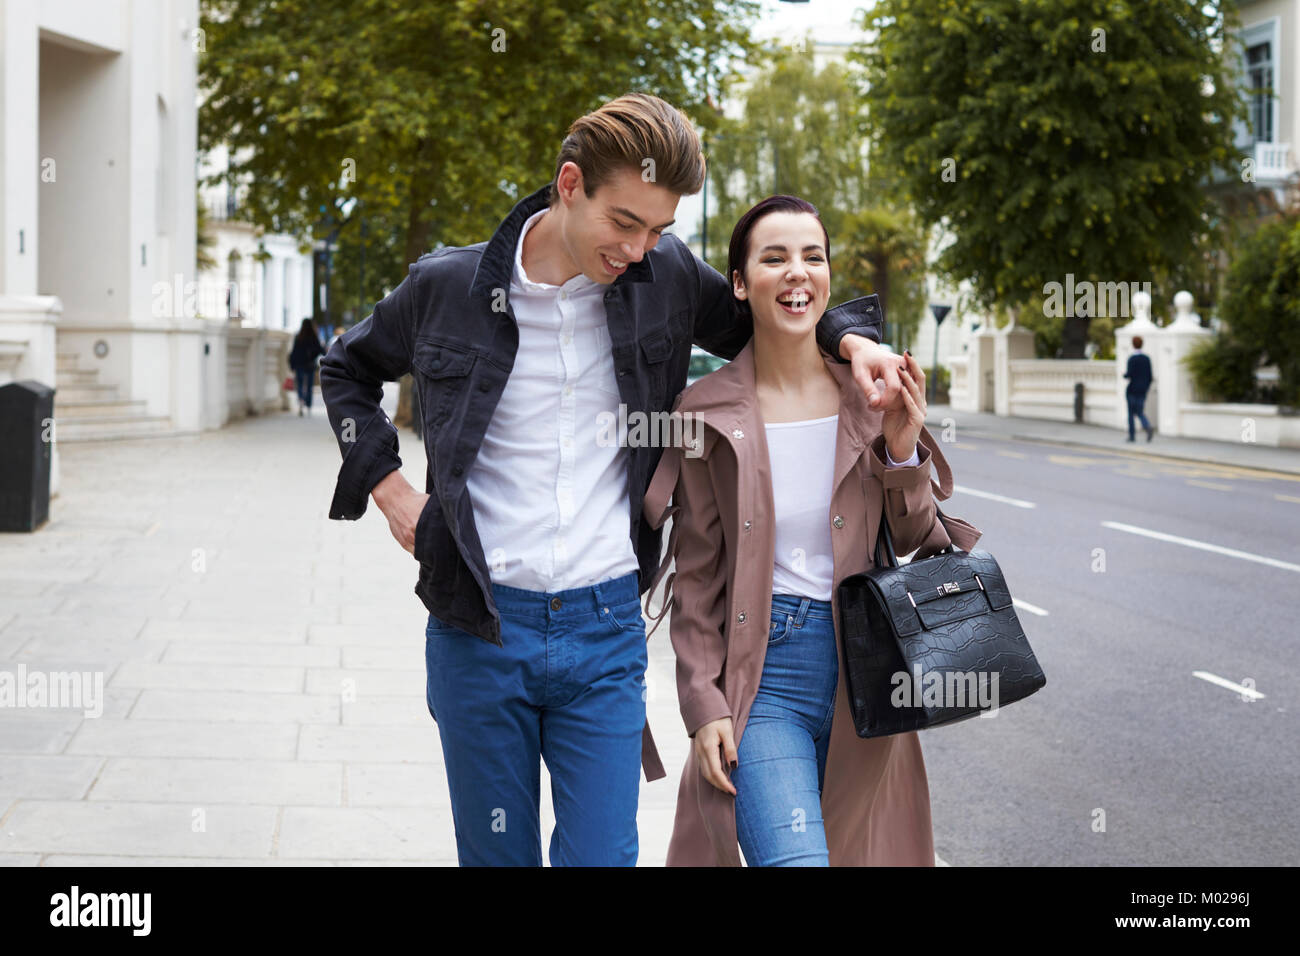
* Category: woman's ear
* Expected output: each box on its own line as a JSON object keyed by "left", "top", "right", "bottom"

{"left": 732, "top": 269, "right": 748, "bottom": 302}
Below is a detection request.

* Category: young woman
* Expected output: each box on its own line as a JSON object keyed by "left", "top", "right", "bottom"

{"left": 288, "top": 318, "right": 327, "bottom": 416}
{"left": 642, "top": 196, "right": 982, "bottom": 866}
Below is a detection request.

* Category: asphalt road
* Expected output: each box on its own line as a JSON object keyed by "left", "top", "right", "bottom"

{"left": 919, "top": 430, "right": 1300, "bottom": 866}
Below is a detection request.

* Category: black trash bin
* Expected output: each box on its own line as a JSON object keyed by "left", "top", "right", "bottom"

{"left": 0, "top": 379, "right": 55, "bottom": 532}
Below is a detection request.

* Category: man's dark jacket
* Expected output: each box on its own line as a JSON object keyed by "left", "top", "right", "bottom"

{"left": 1124, "top": 352, "right": 1153, "bottom": 396}
{"left": 320, "top": 183, "right": 883, "bottom": 646}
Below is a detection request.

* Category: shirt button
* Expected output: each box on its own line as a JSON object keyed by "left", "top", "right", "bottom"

{"left": 833, "top": 515, "right": 844, "bottom": 529}
{"left": 562, "top": 335, "right": 572, "bottom": 345}
{"left": 736, "top": 611, "right": 746, "bottom": 624}
{"left": 550, "top": 597, "right": 562, "bottom": 611}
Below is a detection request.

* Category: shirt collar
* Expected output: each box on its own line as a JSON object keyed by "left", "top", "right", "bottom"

{"left": 512, "top": 209, "right": 598, "bottom": 295}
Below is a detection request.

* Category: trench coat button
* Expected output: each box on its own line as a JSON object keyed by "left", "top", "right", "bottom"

{"left": 732, "top": 428, "right": 744, "bottom": 439}
{"left": 550, "top": 597, "right": 562, "bottom": 611}
{"left": 743, "top": 519, "right": 751, "bottom": 531}
{"left": 736, "top": 611, "right": 746, "bottom": 624}
{"left": 833, "top": 515, "right": 844, "bottom": 528}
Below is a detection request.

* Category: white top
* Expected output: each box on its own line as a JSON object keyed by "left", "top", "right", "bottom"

{"left": 464, "top": 209, "right": 640, "bottom": 592}
{"left": 767, "top": 414, "right": 920, "bottom": 601}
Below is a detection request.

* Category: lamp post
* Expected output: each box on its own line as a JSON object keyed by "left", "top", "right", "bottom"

{"left": 928, "top": 303, "right": 951, "bottom": 402}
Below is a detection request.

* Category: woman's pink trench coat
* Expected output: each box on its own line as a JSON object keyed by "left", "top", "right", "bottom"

{"left": 640, "top": 339, "right": 983, "bottom": 866}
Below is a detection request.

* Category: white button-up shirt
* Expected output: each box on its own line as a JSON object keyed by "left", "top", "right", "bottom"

{"left": 464, "top": 209, "right": 640, "bottom": 592}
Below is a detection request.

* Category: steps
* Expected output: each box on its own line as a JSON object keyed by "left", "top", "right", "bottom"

{"left": 54, "top": 350, "right": 173, "bottom": 442}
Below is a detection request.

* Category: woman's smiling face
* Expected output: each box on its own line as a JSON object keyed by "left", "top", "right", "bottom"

{"left": 732, "top": 210, "right": 830, "bottom": 337}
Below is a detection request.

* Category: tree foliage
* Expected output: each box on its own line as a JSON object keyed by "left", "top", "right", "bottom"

{"left": 856, "top": 0, "right": 1248, "bottom": 355}
{"left": 1194, "top": 213, "right": 1300, "bottom": 405}
{"left": 198, "top": 0, "right": 760, "bottom": 326}
{"left": 703, "top": 42, "right": 927, "bottom": 346}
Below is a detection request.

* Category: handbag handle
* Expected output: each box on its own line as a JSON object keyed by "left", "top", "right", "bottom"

{"left": 874, "top": 500, "right": 965, "bottom": 570}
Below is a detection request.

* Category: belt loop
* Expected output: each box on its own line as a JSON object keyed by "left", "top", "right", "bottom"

{"left": 794, "top": 597, "right": 811, "bottom": 628}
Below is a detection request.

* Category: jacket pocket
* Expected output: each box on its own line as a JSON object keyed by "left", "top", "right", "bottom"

{"left": 412, "top": 339, "right": 477, "bottom": 424}
{"left": 413, "top": 493, "right": 441, "bottom": 567}
{"left": 638, "top": 330, "right": 676, "bottom": 408}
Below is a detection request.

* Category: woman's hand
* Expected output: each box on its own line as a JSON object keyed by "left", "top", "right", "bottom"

{"left": 693, "top": 716, "right": 738, "bottom": 795}
{"left": 881, "top": 349, "right": 926, "bottom": 463}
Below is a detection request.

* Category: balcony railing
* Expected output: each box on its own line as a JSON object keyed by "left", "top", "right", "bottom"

{"left": 1253, "top": 141, "right": 1294, "bottom": 181}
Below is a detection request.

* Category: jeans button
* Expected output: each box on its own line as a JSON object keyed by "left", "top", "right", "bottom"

{"left": 550, "top": 597, "right": 562, "bottom": 611}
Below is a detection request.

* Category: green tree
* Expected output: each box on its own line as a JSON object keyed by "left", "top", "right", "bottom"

{"left": 703, "top": 41, "right": 927, "bottom": 344}
{"left": 199, "top": 0, "right": 759, "bottom": 421}
{"left": 1192, "top": 213, "right": 1300, "bottom": 405}
{"left": 856, "top": 0, "right": 1248, "bottom": 356}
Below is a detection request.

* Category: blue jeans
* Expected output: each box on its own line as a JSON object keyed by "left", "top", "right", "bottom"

{"left": 733, "top": 593, "right": 839, "bottom": 867}
{"left": 1127, "top": 391, "right": 1150, "bottom": 439}
{"left": 424, "top": 570, "right": 648, "bottom": 866}
{"left": 294, "top": 366, "right": 314, "bottom": 408}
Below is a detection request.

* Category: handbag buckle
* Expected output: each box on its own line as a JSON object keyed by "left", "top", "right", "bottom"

{"left": 938, "top": 581, "right": 960, "bottom": 595}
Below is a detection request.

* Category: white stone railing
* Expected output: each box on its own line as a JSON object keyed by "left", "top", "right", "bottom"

{"left": 948, "top": 356, "right": 969, "bottom": 408}
{"left": 1008, "top": 358, "right": 1118, "bottom": 424}
{"left": 947, "top": 289, "right": 1298, "bottom": 448}
{"left": 1254, "top": 141, "right": 1294, "bottom": 181}
{"left": 226, "top": 326, "right": 292, "bottom": 419}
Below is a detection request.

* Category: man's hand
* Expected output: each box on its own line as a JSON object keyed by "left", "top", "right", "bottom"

{"left": 839, "top": 333, "right": 906, "bottom": 410}
{"left": 371, "top": 469, "right": 429, "bottom": 556}
{"left": 693, "top": 716, "right": 738, "bottom": 795}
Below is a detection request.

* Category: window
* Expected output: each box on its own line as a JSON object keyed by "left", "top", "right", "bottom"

{"left": 1246, "top": 40, "right": 1274, "bottom": 144}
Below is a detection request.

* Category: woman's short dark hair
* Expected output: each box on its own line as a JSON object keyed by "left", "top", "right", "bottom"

{"left": 727, "top": 195, "right": 829, "bottom": 323}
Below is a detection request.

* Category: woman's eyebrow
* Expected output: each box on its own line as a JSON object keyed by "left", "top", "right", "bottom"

{"left": 757, "top": 243, "right": 825, "bottom": 253}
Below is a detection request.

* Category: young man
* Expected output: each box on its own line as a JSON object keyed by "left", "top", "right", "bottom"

{"left": 1124, "top": 335, "right": 1154, "bottom": 442}
{"left": 320, "top": 93, "right": 903, "bottom": 866}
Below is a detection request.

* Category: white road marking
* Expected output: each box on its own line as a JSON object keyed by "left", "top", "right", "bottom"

{"left": 1101, "top": 520, "right": 1300, "bottom": 574}
{"left": 953, "top": 485, "right": 1037, "bottom": 509}
{"left": 1192, "top": 671, "right": 1265, "bottom": 700}
{"left": 1012, "top": 598, "right": 1049, "bottom": 617}
{"left": 1276, "top": 494, "right": 1300, "bottom": 504}
{"left": 1186, "top": 479, "right": 1233, "bottom": 492}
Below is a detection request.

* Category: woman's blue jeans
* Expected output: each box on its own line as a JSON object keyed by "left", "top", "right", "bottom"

{"left": 295, "top": 366, "right": 314, "bottom": 408}
{"left": 733, "top": 592, "right": 839, "bottom": 867}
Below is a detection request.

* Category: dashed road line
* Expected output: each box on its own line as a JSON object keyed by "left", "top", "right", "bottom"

{"left": 1101, "top": 521, "right": 1300, "bottom": 574}
{"left": 1192, "top": 671, "right": 1265, "bottom": 700}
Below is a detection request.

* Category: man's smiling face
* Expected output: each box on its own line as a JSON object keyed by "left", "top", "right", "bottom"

{"left": 555, "top": 163, "right": 681, "bottom": 285}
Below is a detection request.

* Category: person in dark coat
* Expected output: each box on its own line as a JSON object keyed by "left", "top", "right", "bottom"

{"left": 1124, "top": 335, "right": 1154, "bottom": 442}
{"left": 289, "top": 318, "right": 327, "bottom": 416}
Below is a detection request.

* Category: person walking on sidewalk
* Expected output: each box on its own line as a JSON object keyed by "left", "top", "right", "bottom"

{"left": 642, "top": 196, "right": 983, "bottom": 866}
{"left": 318, "top": 94, "right": 904, "bottom": 867}
{"left": 289, "top": 318, "right": 326, "bottom": 417}
{"left": 1124, "top": 336, "right": 1154, "bottom": 442}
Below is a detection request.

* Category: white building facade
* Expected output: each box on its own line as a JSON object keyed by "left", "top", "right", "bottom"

{"left": 0, "top": 0, "right": 293, "bottom": 502}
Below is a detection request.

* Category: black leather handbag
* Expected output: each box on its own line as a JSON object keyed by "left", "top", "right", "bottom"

{"left": 836, "top": 503, "right": 1046, "bottom": 738}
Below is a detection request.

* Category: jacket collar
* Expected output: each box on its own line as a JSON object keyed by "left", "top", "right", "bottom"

{"left": 676, "top": 335, "right": 882, "bottom": 495}
{"left": 469, "top": 183, "right": 654, "bottom": 298}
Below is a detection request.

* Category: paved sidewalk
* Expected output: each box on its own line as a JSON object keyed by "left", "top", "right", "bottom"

{"left": 924, "top": 403, "right": 1300, "bottom": 476}
{"left": 0, "top": 386, "right": 687, "bottom": 866}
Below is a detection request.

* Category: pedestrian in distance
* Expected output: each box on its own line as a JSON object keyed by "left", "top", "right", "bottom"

{"left": 642, "top": 195, "right": 983, "bottom": 866}
{"left": 288, "top": 318, "right": 326, "bottom": 417}
{"left": 1124, "top": 335, "right": 1155, "bottom": 442}
{"left": 319, "top": 93, "right": 906, "bottom": 867}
